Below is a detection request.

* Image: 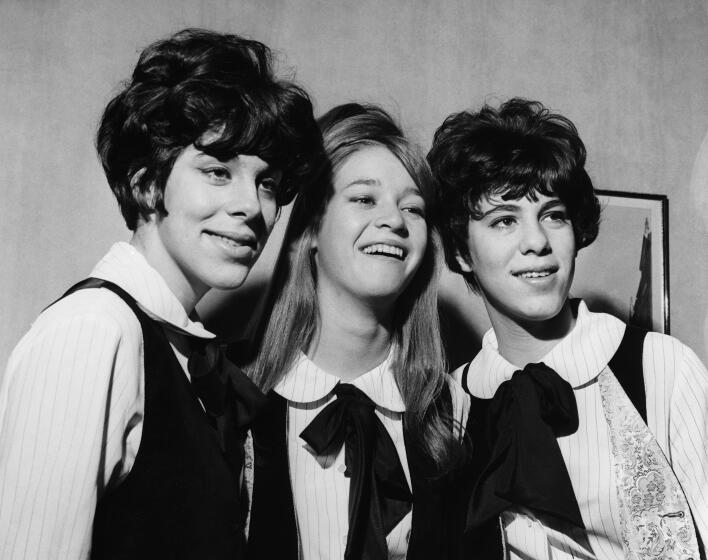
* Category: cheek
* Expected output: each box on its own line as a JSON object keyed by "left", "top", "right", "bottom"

{"left": 411, "top": 221, "right": 429, "bottom": 254}
{"left": 162, "top": 193, "right": 213, "bottom": 230}
{"left": 313, "top": 213, "right": 335, "bottom": 253}
{"left": 319, "top": 204, "right": 362, "bottom": 248}
{"left": 565, "top": 251, "right": 577, "bottom": 282}
{"left": 468, "top": 240, "right": 507, "bottom": 277}
{"left": 261, "top": 202, "right": 279, "bottom": 233}
{"left": 312, "top": 220, "right": 340, "bottom": 267}
{"left": 554, "top": 232, "right": 577, "bottom": 265}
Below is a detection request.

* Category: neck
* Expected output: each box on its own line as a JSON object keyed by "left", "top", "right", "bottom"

{"left": 486, "top": 300, "right": 576, "bottom": 368}
{"left": 307, "top": 285, "right": 393, "bottom": 381}
{"left": 130, "top": 225, "right": 205, "bottom": 314}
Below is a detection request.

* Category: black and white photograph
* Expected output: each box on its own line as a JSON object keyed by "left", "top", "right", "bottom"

{"left": 1, "top": 2, "right": 707, "bottom": 559}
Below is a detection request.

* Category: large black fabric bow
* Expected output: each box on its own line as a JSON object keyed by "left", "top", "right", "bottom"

{"left": 467, "top": 362, "right": 584, "bottom": 530}
{"left": 300, "top": 383, "right": 412, "bottom": 560}
{"left": 188, "top": 339, "right": 267, "bottom": 473}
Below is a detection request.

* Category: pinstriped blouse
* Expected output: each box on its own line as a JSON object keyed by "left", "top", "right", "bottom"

{"left": 454, "top": 300, "right": 708, "bottom": 560}
{"left": 0, "top": 242, "right": 215, "bottom": 559}
{"left": 274, "top": 352, "right": 469, "bottom": 560}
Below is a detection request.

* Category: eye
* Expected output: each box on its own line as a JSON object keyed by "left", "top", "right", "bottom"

{"left": 402, "top": 205, "right": 426, "bottom": 218}
{"left": 351, "top": 195, "right": 375, "bottom": 206}
{"left": 490, "top": 216, "right": 516, "bottom": 229}
{"left": 543, "top": 209, "right": 570, "bottom": 223}
{"left": 258, "top": 177, "right": 279, "bottom": 198}
{"left": 202, "top": 166, "right": 231, "bottom": 184}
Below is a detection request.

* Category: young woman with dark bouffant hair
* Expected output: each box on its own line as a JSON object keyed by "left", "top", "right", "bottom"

{"left": 247, "top": 103, "right": 469, "bottom": 560}
{"left": 0, "top": 28, "right": 321, "bottom": 559}
{"left": 429, "top": 98, "right": 707, "bottom": 560}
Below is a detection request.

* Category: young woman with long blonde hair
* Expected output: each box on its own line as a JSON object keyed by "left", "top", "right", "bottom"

{"left": 247, "top": 104, "right": 468, "bottom": 560}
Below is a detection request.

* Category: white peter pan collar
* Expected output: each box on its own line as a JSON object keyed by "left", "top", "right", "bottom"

{"left": 465, "top": 300, "right": 626, "bottom": 398}
{"left": 274, "top": 352, "right": 406, "bottom": 413}
{"left": 91, "top": 242, "right": 215, "bottom": 340}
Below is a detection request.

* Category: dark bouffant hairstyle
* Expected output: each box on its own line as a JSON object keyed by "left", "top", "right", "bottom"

{"left": 427, "top": 98, "right": 601, "bottom": 289}
{"left": 97, "top": 28, "right": 322, "bottom": 230}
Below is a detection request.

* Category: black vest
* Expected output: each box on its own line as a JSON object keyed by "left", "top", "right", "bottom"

{"left": 57, "top": 278, "right": 246, "bottom": 559}
{"left": 247, "top": 387, "right": 460, "bottom": 559}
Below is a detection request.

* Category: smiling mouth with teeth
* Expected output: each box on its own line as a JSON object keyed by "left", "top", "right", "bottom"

{"left": 514, "top": 270, "right": 554, "bottom": 278}
{"left": 362, "top": 243, "right": 405, "bottom": 260}
{"left": 206, "top": 232, "right": 255, "bottom": 249}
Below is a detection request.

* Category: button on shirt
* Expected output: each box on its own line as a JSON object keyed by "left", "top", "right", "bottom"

{"left": 274, "top": 353, "right": 412, "bottom": 560}
{"left": 0, "top": 242, "right": 215, "bottom": 559}
{"left": 454, "top": 300, "right": 708, "bottom": 560}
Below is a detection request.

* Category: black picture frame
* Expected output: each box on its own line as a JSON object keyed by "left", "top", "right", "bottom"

{"left": 572, "top": 189, "right": 670, "bottom": 333}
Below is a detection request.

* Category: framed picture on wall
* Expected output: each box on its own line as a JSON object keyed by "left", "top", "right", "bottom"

{"left": 572, "top": 189, "right": 669, "bottom": 333}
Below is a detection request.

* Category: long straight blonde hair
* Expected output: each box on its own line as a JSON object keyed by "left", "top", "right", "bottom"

{"left": 250, "top": 103, "right": 461, "bottom": 471}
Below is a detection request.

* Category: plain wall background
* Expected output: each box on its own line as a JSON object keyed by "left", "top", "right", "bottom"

{"left": 2, "top": 0, "right": 707, "bottom": 372}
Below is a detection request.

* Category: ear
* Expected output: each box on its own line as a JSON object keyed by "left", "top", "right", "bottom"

{"left": 129, "top": 167, "right": 147, "bottom": 190}
{"left": 130, "top": 168, "right": 159, "bottom": 213}
{"left": 454, "top": 249, "right": 474, "bottom": 273}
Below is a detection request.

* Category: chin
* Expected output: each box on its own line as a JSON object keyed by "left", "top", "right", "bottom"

{"left": 359, "top": 286, "right": 406, "bottom": 307}
{"left": 517, "top": 300, "right": 568, "bottom": 324}
{"left": 203, "top": 268, "right": 252, "bottom": 291}
{"left": 217, "top": 277, "right": 251, "bottom": 291}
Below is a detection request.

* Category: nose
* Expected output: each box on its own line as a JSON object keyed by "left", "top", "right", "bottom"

{"left": 225, "top": 175, "right": 262, "bottom": 220}
{"left": 374, "top": 203, "right": 407, "bottom": 235}
{"left": 519, "top": 220, "right": 551, "bottom": 255}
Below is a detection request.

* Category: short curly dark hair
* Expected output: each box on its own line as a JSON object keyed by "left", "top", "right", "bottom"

{"left": 96, "top": 28, "right": 322, "bottom": 230}
{"left": 427, "top": 98, "right": 600, "bottom": 289}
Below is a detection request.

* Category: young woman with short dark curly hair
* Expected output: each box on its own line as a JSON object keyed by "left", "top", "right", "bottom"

{"left": 0, "top": 28, "right": 321, "bottom": 559}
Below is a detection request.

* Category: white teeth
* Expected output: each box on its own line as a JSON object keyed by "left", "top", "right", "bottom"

{"left": 362, "top": 244, "right": 404, "bottom": 259}
{"left": 214, "top": 234, "right": 238, "bottom": 246}
{"left": 519, "top": 270, "right": 551, "bottom": 278}
{"left": 210, "top": 233, "right": 245, "bottom": 248}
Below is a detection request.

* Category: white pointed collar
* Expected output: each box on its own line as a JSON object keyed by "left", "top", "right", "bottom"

{"left": 274, "top": 351, "right": 406, "bottom": 413}
{"left": 463, "top": 300, "right": 626, "bottom": 398}
{"left": 90, "top": 242, "right": 215, "bottom": 340}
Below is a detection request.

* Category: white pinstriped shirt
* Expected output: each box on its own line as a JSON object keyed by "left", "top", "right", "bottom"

{"left": 454, "top": 300, "right": 708, "bottom": 560}
{"left": 274, "top": 352, "right": 469, "bottom": 560}
{"left": 0, "top": 242, "right": 215, "bottom": 559}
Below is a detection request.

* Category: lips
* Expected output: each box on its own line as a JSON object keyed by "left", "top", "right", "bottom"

{"left": 360, "top": 242, "right": 406, "bottom": 261}
{"left": 512, "top": 265, "right": 558, "bottom": 279}
{"left": 204, "top": 229, "right": 257, "bottom": 248}
{"left": 204, "top": 229, "right": 259, "bottom": 260}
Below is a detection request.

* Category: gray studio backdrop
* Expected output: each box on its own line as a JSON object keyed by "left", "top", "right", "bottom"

{"left": 2, "top": 0, "right": 708, "bottom": 373}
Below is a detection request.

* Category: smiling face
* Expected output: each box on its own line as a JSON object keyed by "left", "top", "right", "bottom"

{"left": 313, "top": 145, "right": 428, "bottom": 312}
{"left": 457, "top": 192, "right": 576, "bottom": 330}
{"left": 138, "top": 144, "right": 281, "bottom": 309}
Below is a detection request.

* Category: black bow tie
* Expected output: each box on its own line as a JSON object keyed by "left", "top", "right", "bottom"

{"left": 299, "top": 383, "right": 412, "bottom": 560}
{"left": 466, "top": 362, "right": 584, "bottom": 530}
{"left": 188, "top": 339, "right": 267, "bottom": 473}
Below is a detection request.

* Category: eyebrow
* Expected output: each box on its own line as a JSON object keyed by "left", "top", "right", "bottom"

{"left": 479, "top": 203, "right": 520, "bottom": 218}
{"left": 481, "top": 198, "right": 565, "bottom": 218}
{"left": 539, "top": 198, "right": 565, "bottom": 212}
{"left": 343, "top": 178, "right": 381, "bottom": 189}
{"left": 194, "top": 152, "right": 276, "bottom": 174}
{"left": 343, "top": 178, "right": 422, "bottom": 197}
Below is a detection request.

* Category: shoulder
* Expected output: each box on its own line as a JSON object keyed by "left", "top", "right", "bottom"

{"left": 642, "top": 331, "right": 707, "bottom": 379}
{"left": 8, "top": 287, "right": 143, "bottom": 372}
{"left": 641, "top": 331, "right": 708, "bottom": 411}
{"left": 451, "top": 362, "right": 468, "bottom": 386}
{"left": 451, "top": 353, "right": 485, "bottom": 392}
{"left": 36, "top": 287, "right": 140, "bottom": 337}
{"left": 2, "top": 287, "right": 147, "bottom": 447}
{"left": 445, "top": 375, "right": 471, "bottom": 428}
